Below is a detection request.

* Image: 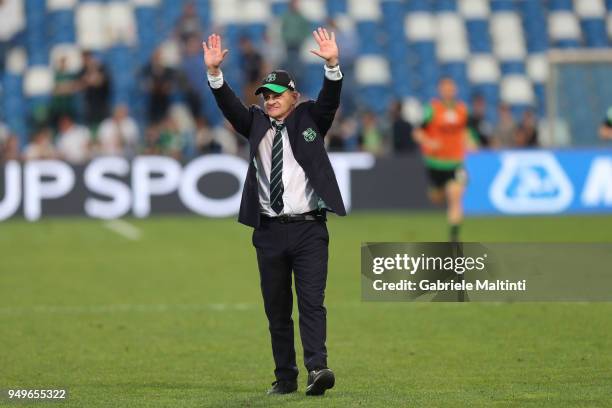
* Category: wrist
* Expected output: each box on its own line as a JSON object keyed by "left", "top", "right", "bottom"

{"left": 325, "top": 58, "right": 339, "bottom": 68}
{"left": 207, "top": 67, "right": 221, "bottom": 76}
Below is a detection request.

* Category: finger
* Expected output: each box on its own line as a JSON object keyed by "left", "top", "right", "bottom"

{"left": 216, "top": 34, "right": 221, "bottom": 50}
{"left": 310, "top": 49, "right": 323, "bottom": 58}
{"left": 318, "top": 27, "right": 326, "bottom": 41}
{"left": 322, "top": 28, "right": 330, "bottom": 40}
{"left": 221, "top": 49, "right": 229, "bottom": 58}
{"left": 312, "top": 29, "right": 322, "bottom": 44}
{"left": 330, "top": 31, "right": 336, "bottom": 43}
{"left": 202, "top": 41, "right": 208, "bottom": 52}
{"left": 208, "top": 35, "right": 214, "bottom": 49}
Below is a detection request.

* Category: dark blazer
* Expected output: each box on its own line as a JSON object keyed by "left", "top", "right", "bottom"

{"left": 210, "top": 75, "right": 346, "bottom": 228}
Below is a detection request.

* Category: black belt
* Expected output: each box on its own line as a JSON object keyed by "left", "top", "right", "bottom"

{"left": 261, "top": 210, "right": 326, "bottom": 223}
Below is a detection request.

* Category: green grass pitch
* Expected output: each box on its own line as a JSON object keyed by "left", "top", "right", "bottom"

{"left": 1, "top": 212, "right": 612, "bottom": 407}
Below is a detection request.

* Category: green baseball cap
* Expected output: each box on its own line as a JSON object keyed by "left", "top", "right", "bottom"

{"left": 255, "top": 70, "right": 296, "bottom": 95}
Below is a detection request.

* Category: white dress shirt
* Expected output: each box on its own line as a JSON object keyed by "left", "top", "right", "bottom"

{"left": 57, "top": 125, "right": 91, "bottom": 164}
{"left": 208, "top": 65, "right": 342, "bottom": 216}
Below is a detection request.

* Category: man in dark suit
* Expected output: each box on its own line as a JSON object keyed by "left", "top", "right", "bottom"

{"left": 203, "top": 28, "right": 344, "bottom": 396}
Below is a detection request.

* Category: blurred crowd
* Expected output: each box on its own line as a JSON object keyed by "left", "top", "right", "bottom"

{"left": 1, "top": 0, "right": 607, "bottom": 165}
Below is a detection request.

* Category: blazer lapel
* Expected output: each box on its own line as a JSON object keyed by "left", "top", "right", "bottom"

{"left": 284, "top": 108, "right": 299, "bottom": 153}
{"left": 250, "top": 118, "right": 272, "bottom": 160}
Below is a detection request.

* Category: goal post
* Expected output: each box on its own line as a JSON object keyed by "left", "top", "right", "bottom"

{"left": 547, "top": 49, "right": 612, "bottom": 147}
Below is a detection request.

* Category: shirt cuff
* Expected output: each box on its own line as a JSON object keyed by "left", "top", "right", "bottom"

{"left": 207, "top": 70, "right": 224, "bottom": 89}
{"left": 324, "top": 64, "right": 343, "bottom": 81}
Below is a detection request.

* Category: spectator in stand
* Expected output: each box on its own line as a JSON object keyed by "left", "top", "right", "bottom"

{"left": 325, "top": 109, "right": 346, "bottom": 152}
{"left": 467, "top": 94, "right": 492, "bottom": 148}
{"left": 97, "top": 104, "right": 139, "bottom": 157}
{"left": 239, "top": 36, "right": 265, "bottom": 107}
{"left": 157, "top": 116, "right": 184, "bottom": 159}
{"left": 599, "top": 106, "right": 612, "bottom": 140}
{"left": 79, "top": 51, "right": 111, "bottom": 130}
{"left": 212, "top": 120, "right": 239, "bottom": 156}
{"left": 280, "top": 0, "right": 311, "bottom": 85}
{"left": 143, "top": 124, "right": 161, "bottom": 155}
{"left": 175, "top": 2, "right": 202, "bottom": 47}
{"left": 142, "top": 48, "right": 175, "bottom": 124}
{"left": 492, "top": 103, "right": 517, "bottom": 148}
{"left": 515, "top": 108, "right": 538, "bottom": 147}
{"left": 261, "top": 25, "right": 285, "bottom": 73}
{"left": 387, "top": 100, "right": 415, "bottom": 153}
{"left": 0, "top": 121, "right": 10, "bottom": 157}
{"left": 358, "top": 111, "right": 386, "bottom": 156}
{"left": 179, "top": 35, "right": 206, "bottom": 120}
{"left": 23, "top": 127, "right": 58, "bottom": 161}
{"left": 195, "top": 117, "right": 222, "bottom": 154}
{"left": 3, "top": 134, "right": 19, "bottom": 161}
{"left": 0, "top": 122, "right": 19, "bottom": 161}
{"left": 56, "top": 115, "right": 92, "bottom": 164}
{"left": 50, "top": 56, "right": 80, "bottom": 127}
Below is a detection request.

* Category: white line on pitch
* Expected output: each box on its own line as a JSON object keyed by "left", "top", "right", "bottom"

{"left": 103, "top": 219, "right": 142, "bottom": 241}
{"left": 0, "top": 303, "right": 257, "bottom": 315}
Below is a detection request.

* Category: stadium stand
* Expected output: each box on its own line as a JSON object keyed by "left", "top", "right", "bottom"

{"left": 0, "top": 0, "right": 611, "bottom": 150}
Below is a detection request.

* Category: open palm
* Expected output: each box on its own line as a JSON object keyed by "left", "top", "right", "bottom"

{"left": 310, "top": 27, "right": 339, "bottom": 65}
{"left": 202, "top": 33, "right": 228, "bottom": 71}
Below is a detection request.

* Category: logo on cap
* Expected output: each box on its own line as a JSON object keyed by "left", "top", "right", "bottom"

{"left": 265, "top": 73, "right": 277, "bottom": 83}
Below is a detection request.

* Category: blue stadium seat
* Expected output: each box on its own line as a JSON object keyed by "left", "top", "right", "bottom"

{"left": 434, "top": 0, "right": 457, "bottom": 12}
{"left": 2, "top": 74, "right": 26, "bottom": 141}
{"left": 106, "top": 46, "right": 136, "bottom": 106}
{"left": 25, "top": 0, "right": 48, "bottom": 66}
{"left": 465, "top": 19, "right": 492, "bottom": 53}
{"left": 490, "top": 0, "right": 515, "bottom": 12}
{"left": 359, "top": 85, "right": 392, "bottom": 114}
{"left": 134, "top": 6, "right": 160, "bottom": 66}
{"left": 554, "top": 39, "right": 581, "bottom": 48}
{"left": 381, "top": 0, "right": 405, "bottom": 25}
{"left": 500, "top": 61, "right": 525, "bottom": 75}
{"left": 194, "top": 0, "right": 211, "bottom": 28}
{"left": 405, "top": 0, "right": 431, "bottom": 13}
{"left": 302, "top": 63, "right": 325, "bottom": 101}
{"left": 271, "top": 2, "right": 289, "bottom": 16}
{"left": 326, "top": 0, "right": 347, "bottom": 16}
{"left": 581, "top": 19, "right": 609, "bottom": 47}
{"left": 549, "top": 0, "right": 574, "bottom": 11}
{"left": 533, "top": 83, "right": 546, "bottom": 117}
{"left": 519, "top": 0, "right": 549, "bottom": 52}
{"left": 47, "top": 10, "right": 76, "bottom": 45}
{"left": 356, "top": 21, "right": 385, "bottom": 55}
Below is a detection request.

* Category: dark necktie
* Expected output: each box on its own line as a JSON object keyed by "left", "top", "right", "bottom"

{"left": 270, "top": 121, "right": 285, "bottom": 214}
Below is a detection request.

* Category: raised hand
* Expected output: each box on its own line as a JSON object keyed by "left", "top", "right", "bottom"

{"left": 310, "top": 27, "right": 339, "bottom": 67}
{"left": 202, "top": 33, "right": 229, "bottom": 75}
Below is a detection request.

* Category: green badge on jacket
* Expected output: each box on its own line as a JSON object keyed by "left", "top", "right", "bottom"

{"left": 303, "top": 128, "right": 317, "bottom": 142}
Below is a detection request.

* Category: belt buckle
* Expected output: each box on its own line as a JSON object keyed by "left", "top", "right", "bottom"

{"left": 278, "top": 214, "right": 290, "bottom": 223}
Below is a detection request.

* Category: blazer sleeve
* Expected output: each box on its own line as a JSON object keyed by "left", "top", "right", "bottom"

{"left": 309, "top": 76, "right": 343, "bottom": 137}
{"left": 210, "top": 81, "right": 255, "bottom": 138}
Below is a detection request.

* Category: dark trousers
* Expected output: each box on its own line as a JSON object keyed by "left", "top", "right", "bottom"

{"left": 252, "top": 218, "right": 329, "bottom": 381}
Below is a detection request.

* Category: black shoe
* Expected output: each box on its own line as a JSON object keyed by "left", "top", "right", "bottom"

{"left": 305, "top": 368, "right": 335, "bottom": 396}
{"left": 267, "top": 379, "right": 298, "bottom": 395}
